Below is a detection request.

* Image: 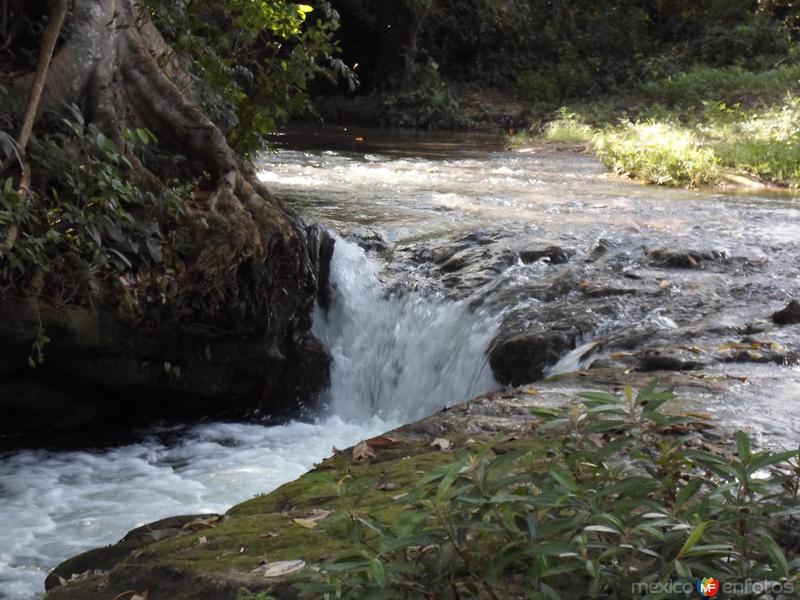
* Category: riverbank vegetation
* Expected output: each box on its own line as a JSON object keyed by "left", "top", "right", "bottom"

{"left": 297, "top": 385, "right": 800, "bottom": 598}
{"left": 515, "top": 65, "right": 800, "bottom": 188}
{"left": 319, "top": 1, "right": 800, "bottom": 188}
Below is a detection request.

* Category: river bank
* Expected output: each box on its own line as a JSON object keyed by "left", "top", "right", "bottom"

{"left": 509, "top": 64, "right": 800, "bottom": 191}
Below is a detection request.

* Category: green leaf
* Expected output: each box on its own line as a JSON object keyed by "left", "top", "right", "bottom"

{"left": 529, "top": 407, "right": 565, "bottom": 419}
{"left": 675, "top": 479, "right": 704, "bottom": 507}
{"left": 761, "top": 534, "right": 790, "bottom": 578}
{"left": 736, "top": 431, "right": 751, "bottom": 464}
{"left": 96, "top": 133, "right": 117, "bottom": 155}
{"left": 583, "top": 525, "right": 622, "bottom": 535}
{"left": 578, "top": 391, "right": 621, "bottom": 405}
{"left": 676, "top": 521, "right": 709, "bottom": 559}
{"left": 370, "top": 557, "right": 387, "bottom": 588}
{"left": 136, "top": 128, "right": 151, "bottom": 145}
{"left": 749, "top": 449, "right": 799, "bottom": 472}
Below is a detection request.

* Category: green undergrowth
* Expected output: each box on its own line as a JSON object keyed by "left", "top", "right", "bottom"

{"left": 516, "top": 65, "right": 800, "bottom": 188}
{"left": 131, "top": 384, "right": 798, "bottom": 599}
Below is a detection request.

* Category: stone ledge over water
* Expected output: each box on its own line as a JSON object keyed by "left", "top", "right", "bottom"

{"left": 44, "top": 367, "right": 785, "bottom": 600}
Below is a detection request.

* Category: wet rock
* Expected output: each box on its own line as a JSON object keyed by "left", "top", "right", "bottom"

{"left": 519, "top": 246, "right": 574, "bottom": 265}
{"left": 638, "top": 352, "right": 705, "bottom": 372}
{"left": 586, "top": 237, "right": 622, "bottom": 262}
{"left": 489, "top": 331, "right": 574, "bottom": 386}
{"left": 581, "top": 284, "right": 639, "bottom": 298}
{"left": 309, "top": 225, "right": 336, "bottom": 313}
{"left": 45, "top": 514, "right": 220, "bottom": 591}
{"left": 772, "top": 300, "right": 800, "bottom": 326}
{"left": 648, "top": 248, "right": 726, "bottom": 269}
{"left": 0, "top": 298, "right": 331, "bottom": 444}
{"left": 345, "top": 227, "right": 390, "bottom": 254}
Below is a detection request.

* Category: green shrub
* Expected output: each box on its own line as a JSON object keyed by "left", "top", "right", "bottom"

{"left": 642, "top": 65, "right": 800, "bottom": 108}
{"left": 300, "top": 384, "right": 800, "bottom": 599}
{"left": 541, "top": 110, "right": 595, "bottom": 145}
{"left": 379, "top": 59, "right": 462, "bottom": 128}
{"left": 594, "top": 121, "right": 719, "bottom": 187}
{"left": 1, "top": 106, "right": 188, "bottom": 314}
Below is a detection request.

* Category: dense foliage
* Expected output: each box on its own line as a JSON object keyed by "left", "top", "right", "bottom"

{"left": 301, "top": 384, "right": 800, "bottom": 599}
{"left": 325, "top": 0, "right": 800, "bottom": 126}
{"left": 145, "top": 0, "right": 352, "bottom": 154}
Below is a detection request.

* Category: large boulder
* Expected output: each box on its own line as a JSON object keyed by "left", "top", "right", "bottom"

{"left": 0, "top": 224, "right": 334, "bottom": 446}
{"left": 489, "top": 331, "right": 574, "bottom": 386}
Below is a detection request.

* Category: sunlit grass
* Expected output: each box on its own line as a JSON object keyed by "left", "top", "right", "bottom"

{"left": 516, "top": 66, "right": 800, "bottom": 188}
{"left": 594, "top": 121, "right": 719, "bottom": 187}
{"left": 540, "top": 110, "right": 594, "bottom": 145}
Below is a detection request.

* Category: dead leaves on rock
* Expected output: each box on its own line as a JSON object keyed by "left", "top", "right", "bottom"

{"left": 430, "top": 438, "right": 453, "bottom": 451}
{"left": 352, "top": 435, "right": 404, "bottom": 462}
{"left": 352, "top": 441, "right": 376, "bottom": 462}
{"left": 292, "top": 508, "right": 333, "bottom": 530}
{"left": 251, "top": 559, "right": 306, "bottom": 577}
{"left": 182, "top": 515, "right": 223, "bottom": 531}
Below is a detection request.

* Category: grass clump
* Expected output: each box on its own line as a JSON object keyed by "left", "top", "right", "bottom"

{"left": 518, "top": 65, "right": 800, "bottom": 189}
{"left": 301, "top": 384, "right": 800, "bottom": 599}
{"left": 594, "top": 121, "right": 719, "bottom": 187}
{"left": 540, "top": 110, "right": 595, "bottom": 146}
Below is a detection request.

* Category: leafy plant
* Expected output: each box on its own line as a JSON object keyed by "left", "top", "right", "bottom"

{"left": 146, "top": 0, "right": 354, "bottom": 155}
{"left": 379, "top": 57, "right": 461, "bottom": 129}
{"left": 299, "top": 384, "right": 800, "bottom": 599}
{"left": 1, "top": 106, "right": 189, "bottom": 318}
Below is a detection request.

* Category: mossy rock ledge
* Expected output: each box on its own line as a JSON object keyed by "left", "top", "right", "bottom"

{"left": 45, "top": 369, "right": 740, "bottom": 600}
{"left": 0, "top": 224, "right": 335, "bottom": 445}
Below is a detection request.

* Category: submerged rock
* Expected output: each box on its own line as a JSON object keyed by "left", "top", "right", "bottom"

{"left": 772, "top": 300, "right": 800, "bottom": 326}
{"left": 648, "top": 248, "right": 726, "bottom": 269}
{"left": 519, "top": 245, "right": 574, "bottom": 265}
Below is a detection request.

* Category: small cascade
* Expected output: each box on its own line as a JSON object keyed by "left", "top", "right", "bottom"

{"left": 312, "top": 238, "right": 501, "bottom": 422}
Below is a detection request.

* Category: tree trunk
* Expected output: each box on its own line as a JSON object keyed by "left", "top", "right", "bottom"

{"left": 4, "top": 0, "right": 332, "bottom": 434}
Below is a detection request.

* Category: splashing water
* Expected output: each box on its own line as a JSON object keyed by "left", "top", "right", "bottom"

{"left": 0, "top": 235, "right": 501, "bottom": 600}
{"left": 313, "top": 238, "right": 500, "bottom": 422}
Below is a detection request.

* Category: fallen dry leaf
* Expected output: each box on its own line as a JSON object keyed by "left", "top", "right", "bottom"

{"left": 182, "top": 515, "right": 223, "bottom": 531}
{"left": 375, "top": 481, "right": 400, "bottom": 491}
{"left": 252, "top": 559, "right": 306, "bottom": 577}
{"left": 260, "top": 532, "right": 280, "bottom": 539}
{"left": 198, "top": 536, "right": 208, "bottom": 546}
{"left": 365, "top": 435, "right": 402, "bottom": 449}
{"left": 293, "top": 518, "right": 318, "bottom": 529}
{"left": 392, "top": 492, "right": 408, "bottom": 501}
{"left": 352, "top": 441, "right": 375, "bottom": 461}
{"left": 431, "top": 438, "right": 453, "bottom": 451}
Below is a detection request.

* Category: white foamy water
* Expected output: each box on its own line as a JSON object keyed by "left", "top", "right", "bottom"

{"left": 313, "top": 238, "right": 500, "bottom": 421}
{"left": 0, "top": 417, "right": 395, "bottom": 599}
{"left": 0, "top": 238, "right": 499, "bottom": 599}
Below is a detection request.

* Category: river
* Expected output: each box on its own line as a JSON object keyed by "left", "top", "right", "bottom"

{"left": 1, "top": 127, "right": 798, "bottom": 598}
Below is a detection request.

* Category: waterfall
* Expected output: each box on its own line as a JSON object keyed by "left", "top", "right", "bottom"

{"left": 312, "top": 238, "right": 501, "bottom": 422}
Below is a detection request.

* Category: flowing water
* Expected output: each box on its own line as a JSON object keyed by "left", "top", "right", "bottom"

{"left": 2, "top": 126, "right": 800, "bottom": 598}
